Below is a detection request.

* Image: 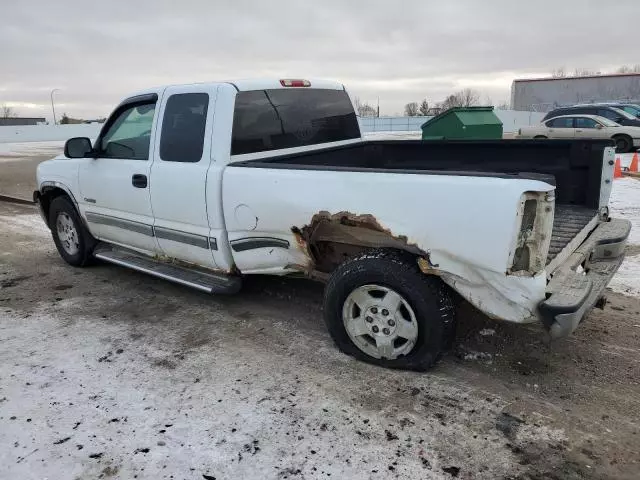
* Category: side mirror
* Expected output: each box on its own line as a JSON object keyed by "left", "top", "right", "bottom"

{"left": 595, "top": 124, "right": 603, "bottom": 129}
{"left": 64, "top": 137, "right": 93, "bottom": 158}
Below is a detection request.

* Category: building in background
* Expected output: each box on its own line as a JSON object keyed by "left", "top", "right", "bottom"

{"left": 511, "top": 73, "right": 640, "bottom": 112}
{"left": 0, "top": 117, "right": 46, "bottom": 126}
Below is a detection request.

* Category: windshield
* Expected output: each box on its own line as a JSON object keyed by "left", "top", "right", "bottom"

{"left": 598, "top": 117, "right": 620, "bottom": 127}
{"left": 620, "top": 105, "right": 640, "bottom": 117}
{"left": 611, "top": 107, "right": 636, "bottom": 120}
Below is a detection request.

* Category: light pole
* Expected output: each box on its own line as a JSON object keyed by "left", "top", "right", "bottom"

{"left": 50, "top": 88, "right": 60, "bottom": 125}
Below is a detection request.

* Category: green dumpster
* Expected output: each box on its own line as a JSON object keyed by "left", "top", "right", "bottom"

{"left": 420, "top": 106, "right": 503, "bottom": 140}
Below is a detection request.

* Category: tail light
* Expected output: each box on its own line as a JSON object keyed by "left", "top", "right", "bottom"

{"left": 280, "top": 79, "right": 311, "bottom": 87}
{"left": 508, "top": 191, "right": 555, "bottom": 275}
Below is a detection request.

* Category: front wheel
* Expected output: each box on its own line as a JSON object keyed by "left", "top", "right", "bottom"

{"left": 49, "top": 196, "right": 95, "bottom": 267}
{"left": 323, "top": 250, "right": 456, "bottom": 371}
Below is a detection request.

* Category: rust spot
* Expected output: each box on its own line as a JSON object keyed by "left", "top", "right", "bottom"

{"left": 417, "top": 257, "right": 440, "bottom": 275}
{"left": 291, "top": 210, "right": 434, "bottom": 274}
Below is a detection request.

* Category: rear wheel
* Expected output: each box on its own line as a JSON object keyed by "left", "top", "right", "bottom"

{"left": 613, "top": 135, "right": 632, "bottom": 153}
{"left": 49, "top": 196, "right": 95, "bottom": 267}
{"left": 323, "top": 250, "right": 456, "bottom": 371}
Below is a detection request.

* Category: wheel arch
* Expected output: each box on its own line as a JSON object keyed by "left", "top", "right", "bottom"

{"left": 38, "top": 182, "right": 81, "bottom": 228}
{"left": 292, "top": 211, "right": 433, "bottom": 275}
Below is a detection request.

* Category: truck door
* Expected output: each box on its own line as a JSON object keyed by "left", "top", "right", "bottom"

{"left": 149, "top": 85, "right": 220, "bottom": 269}
{"left": 78, "top": 95, "right": 159, "bottom": 254}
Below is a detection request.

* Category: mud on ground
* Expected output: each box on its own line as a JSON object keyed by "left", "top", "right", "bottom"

{"left": 1, "top": 202, "right": 639, "bottom": 479}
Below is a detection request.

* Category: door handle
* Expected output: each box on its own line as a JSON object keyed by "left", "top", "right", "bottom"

{"left": 132, "top": 174, "right": 147, "bottom": 188}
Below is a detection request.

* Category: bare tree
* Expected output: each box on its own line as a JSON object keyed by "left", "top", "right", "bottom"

{"left": 437, "top": 89, "right": 480, "bottom": 111}
{"left": 459, "top": 88, "right": 480, "bottom": 107}
{"left": 496, "top": 101, "right": 510, "bottom": 110}
{"left": 573, "top": 68, "right": 599, "bottom": 77}
{"left": 353, "top": 97, "right": 377, "bottom": 117}
{"left": 551, "top": 67, "right": 567, "bottom": 78}
{"left": 418, "top": 99, "right": 430, "bottom": 116}
{"left": 404, "top": 102, "right": 419, "bottom": 116}
{"left": 617, "top": 64, "right": 640, "bottom": 74}
{"left": 1, "top": 104, "right": 17, "bottom": 119}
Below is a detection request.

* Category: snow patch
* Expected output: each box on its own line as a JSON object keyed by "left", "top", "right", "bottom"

{"left": 608, "top": 178, "right": 640, "bottom": 297}
{"left": 610, "top": 177, "right": 640, "bottom": 246}
{"left": 0, "top": 214, "right": 49, "bottom": 237}
{"left": 0, "top": 141, "right": 64, "bottom": 159}
{"left": 608, "top": 255, "right": 640, "bottom": 297}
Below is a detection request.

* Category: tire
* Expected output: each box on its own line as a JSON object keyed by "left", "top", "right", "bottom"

{"left": 613, "top": 135, "right": 632, "bottom": 153}
{"left": 48, "top": 196, "right": 96, "bottom": 267}
{"left": 323, "top": 249, "right": 456, "bottom": 371}
{"left": 533, "top": 135, "right": 547, "bottom": 139}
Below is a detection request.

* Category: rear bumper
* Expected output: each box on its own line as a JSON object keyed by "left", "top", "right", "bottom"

{"left": 538, "top": 218, "right": 631, "bottom": 338}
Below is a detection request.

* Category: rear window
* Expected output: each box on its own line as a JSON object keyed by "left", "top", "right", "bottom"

{"left": 231, "top": 89, "right": 360, "bottom": 155}
{"left": 546, "top": 117, "right": 574, "bottom": 128}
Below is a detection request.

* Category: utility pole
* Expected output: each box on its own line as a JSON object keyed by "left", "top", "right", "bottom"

{"left": 50, "top": 88, "right": 60, "bottom": 125}
{"left": 377, "top": 97, "right": 380, "bottom": 118}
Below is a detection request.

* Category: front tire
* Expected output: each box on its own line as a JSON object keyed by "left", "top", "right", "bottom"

{"left": 323, "top": 250, "right": 455, "bottom": 371}
{"left": 49, "top": 196, "right": 95, "bottom": 267}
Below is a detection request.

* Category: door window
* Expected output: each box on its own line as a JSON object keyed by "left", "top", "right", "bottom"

{"left": 574, "top": 117, "right": 599, "bottom": 128}
{"left": 597, "top": 109, "right": 623, "bottom": 123}
{"left": 546, "top": 117, "right": 574, "bottom": 128}
{"left": 160, "top": 93, "right": 209, "bottom": 163}
{"left": 100, "top": 103, "right": 156, "bottom": 160}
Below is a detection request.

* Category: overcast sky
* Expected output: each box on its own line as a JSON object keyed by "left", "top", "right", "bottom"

{"left": 1, "top": 0, "right": 639, "bottom": 120}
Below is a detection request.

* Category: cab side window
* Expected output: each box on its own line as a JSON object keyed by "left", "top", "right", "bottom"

{"left": 100, "top": 103, "right": 156, "bottom": 160}
{"left": 160, "top": 93, "right": 209, "bottom": 163}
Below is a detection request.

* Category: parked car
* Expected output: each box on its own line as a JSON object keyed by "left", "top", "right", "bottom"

{"left": 542, "top": 105, "right": 640, "bottom": 128}
{"left": 34, "top": 78, "right": 630, "bottom": 371}
{"left": 518, "top": 114, "right": 640, "bottom": 152}
{"left": 572, "top": 102, "right": 640, "bottom": 119}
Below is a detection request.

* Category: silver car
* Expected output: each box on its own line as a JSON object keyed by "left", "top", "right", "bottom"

{"left": 518, "top": 114, "right": 640, "bottom": 152}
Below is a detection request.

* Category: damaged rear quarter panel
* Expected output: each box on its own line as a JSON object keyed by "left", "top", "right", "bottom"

{"left": 222, "top": 167, "right": 554, "bottom": 321}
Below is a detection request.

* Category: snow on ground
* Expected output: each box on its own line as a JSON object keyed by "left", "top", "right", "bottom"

{"left": 363, "top": 131, "right": 422, "bottom": 140}
{"left": 608, "top": 177, "right": 640, "bottom": 297}
{"left": 0, "top": 141, "right": 64, "bottom": 160}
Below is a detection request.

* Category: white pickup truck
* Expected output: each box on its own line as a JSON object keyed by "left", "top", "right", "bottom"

{"left": 35, "top": 78, "right": 631, "bottom": 370}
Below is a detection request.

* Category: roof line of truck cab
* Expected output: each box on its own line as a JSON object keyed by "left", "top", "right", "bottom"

{"left": 229, "top": 78, "right": 345, "bottom": 91}
{"left": 119, "top": 78, "right": 345, "bottom": 102}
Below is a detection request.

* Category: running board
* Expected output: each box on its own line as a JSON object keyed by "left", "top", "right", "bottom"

{"left": 94, "top": 246, "right": 241, "bottom": 295}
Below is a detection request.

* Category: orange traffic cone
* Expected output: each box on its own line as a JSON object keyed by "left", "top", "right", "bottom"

{"left": 629, "top": 152, "right": 639, "bottom": 173}
{"left": 614, "top": 157, "right": 623, "bottom": 179}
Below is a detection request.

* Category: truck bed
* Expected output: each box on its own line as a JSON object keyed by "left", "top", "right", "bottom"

{"left": 548, "top": 205, "right": 598, "bottom": 266}
{"left": 232, "top": 138, "right": 611, "bottom": 271}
